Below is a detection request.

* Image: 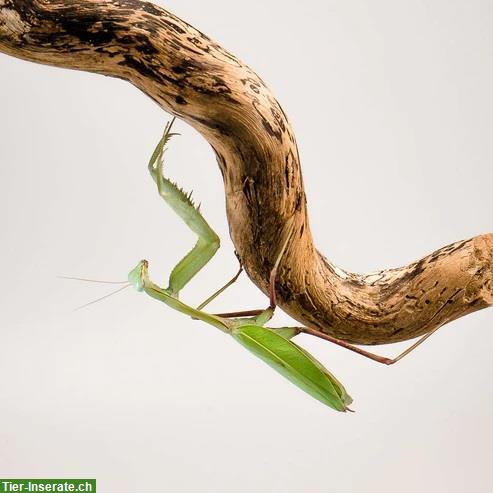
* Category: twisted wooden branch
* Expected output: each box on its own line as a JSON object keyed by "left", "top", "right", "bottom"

{"left": 1, "top": 0, "right": 491, "bottom": 345}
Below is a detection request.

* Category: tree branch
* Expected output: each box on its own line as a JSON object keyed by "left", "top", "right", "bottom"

{"left": 1, "top": 0, "right": 491, "bottom": 344}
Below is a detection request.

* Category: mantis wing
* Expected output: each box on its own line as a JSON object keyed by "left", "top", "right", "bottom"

{"left": 232, "top": 325, "right": 352, "bottom": 412}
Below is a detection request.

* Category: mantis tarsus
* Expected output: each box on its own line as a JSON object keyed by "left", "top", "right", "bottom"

{"left": 124, "top": 120, "right": 443, "bottom": 412}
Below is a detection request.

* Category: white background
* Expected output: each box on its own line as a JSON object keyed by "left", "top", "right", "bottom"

{"left": 0, "top": 1, "right": 492, "bottom": 491}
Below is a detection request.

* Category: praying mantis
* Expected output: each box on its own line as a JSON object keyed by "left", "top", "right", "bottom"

{"left": 108, "top": 119, "right": 444, "bottom": 412}
{"left": 125, "top": 119, "right": 352, "bottom": 412}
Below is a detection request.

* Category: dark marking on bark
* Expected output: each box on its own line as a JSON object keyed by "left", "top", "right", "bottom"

{"left": 188, "top": 74, "right": 234, "bottom": 102}
{"left": 294, "top": 192, "right": 303, "bottom": 211}
{"left": 186, "top": 113, "right": 231, "bottom": 136}
{"left": 59, "top": 15, "right": 116, "bottom": 46}
{"left": 388, "top": 258, "right": 427, "bottom": 290}
{"left": 134, "top": 33, "right": 159, "bottom": 55}
{"left": 140, "top": 2, "right": 163, "bottom": 17}
{"left": 261, "top": 118, "right": 281, "bottom": 141}
{"left": 119, "top": 54, "right": 162, "bottom": 83}
{"left": 271, "top": 104, "right": 286, "bottom": 133}
{"left": 284, "top": 165, "right": 290, "bottom": 189}
{"left": 213, "top": 147, "right": 227, "bottom": 174}
{"left": 119, "top": 0, "right": 162, "bottom": 17}
{"left": 275, "top": 278, "right": 291, "bottom": 301}
{"left": 187, "top": 35, "right": 211, "bottom": 54}
{"left": 252, "top": 99, "right": 283, "bottom": 142}
{"left": 429, "top": 239, "right": 470, "bottom": 264}
{"left": 94, "top": 46, "right": 119, "bottom": 58}
{"left": 118, "top": 34, "right": 135, "bottom": 45}
{"left": 161, "top": 19, "right": 186, "bottom": 35}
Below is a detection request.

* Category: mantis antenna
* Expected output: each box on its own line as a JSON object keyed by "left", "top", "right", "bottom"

{"left": 73, "top": 284, "right": 131, "bottom": 311}
{"left": 58, "top": 276, "right": 131, "bottom": 310}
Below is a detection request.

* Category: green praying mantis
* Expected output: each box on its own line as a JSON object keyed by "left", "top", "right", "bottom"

{"left": 124, "top": 119, "right": 353, "bottom": 412}
{"left": 73, "top": 119, "right": 442, "bottom": 412}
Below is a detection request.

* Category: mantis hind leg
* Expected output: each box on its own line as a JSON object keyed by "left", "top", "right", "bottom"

{"left": 148, "top": 119, "right": 220, "bottom": 296}
{"left": 296, "top": 323, "right": 445, "bottom": 366}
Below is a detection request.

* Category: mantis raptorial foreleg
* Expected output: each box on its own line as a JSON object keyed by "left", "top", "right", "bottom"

{"left": 146, "top": 118, "right": 220, "bottom": 297}
{"left": 147, "top": 121, "right": 262, "bottom": 311}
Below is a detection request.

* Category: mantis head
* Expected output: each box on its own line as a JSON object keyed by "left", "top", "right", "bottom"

{"left": 128, "top": 260, "right": 149, "bottom": 292}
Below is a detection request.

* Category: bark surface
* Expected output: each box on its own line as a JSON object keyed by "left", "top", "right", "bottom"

{"left": 1, "top": 0, "right": 491, "bottom": 344}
